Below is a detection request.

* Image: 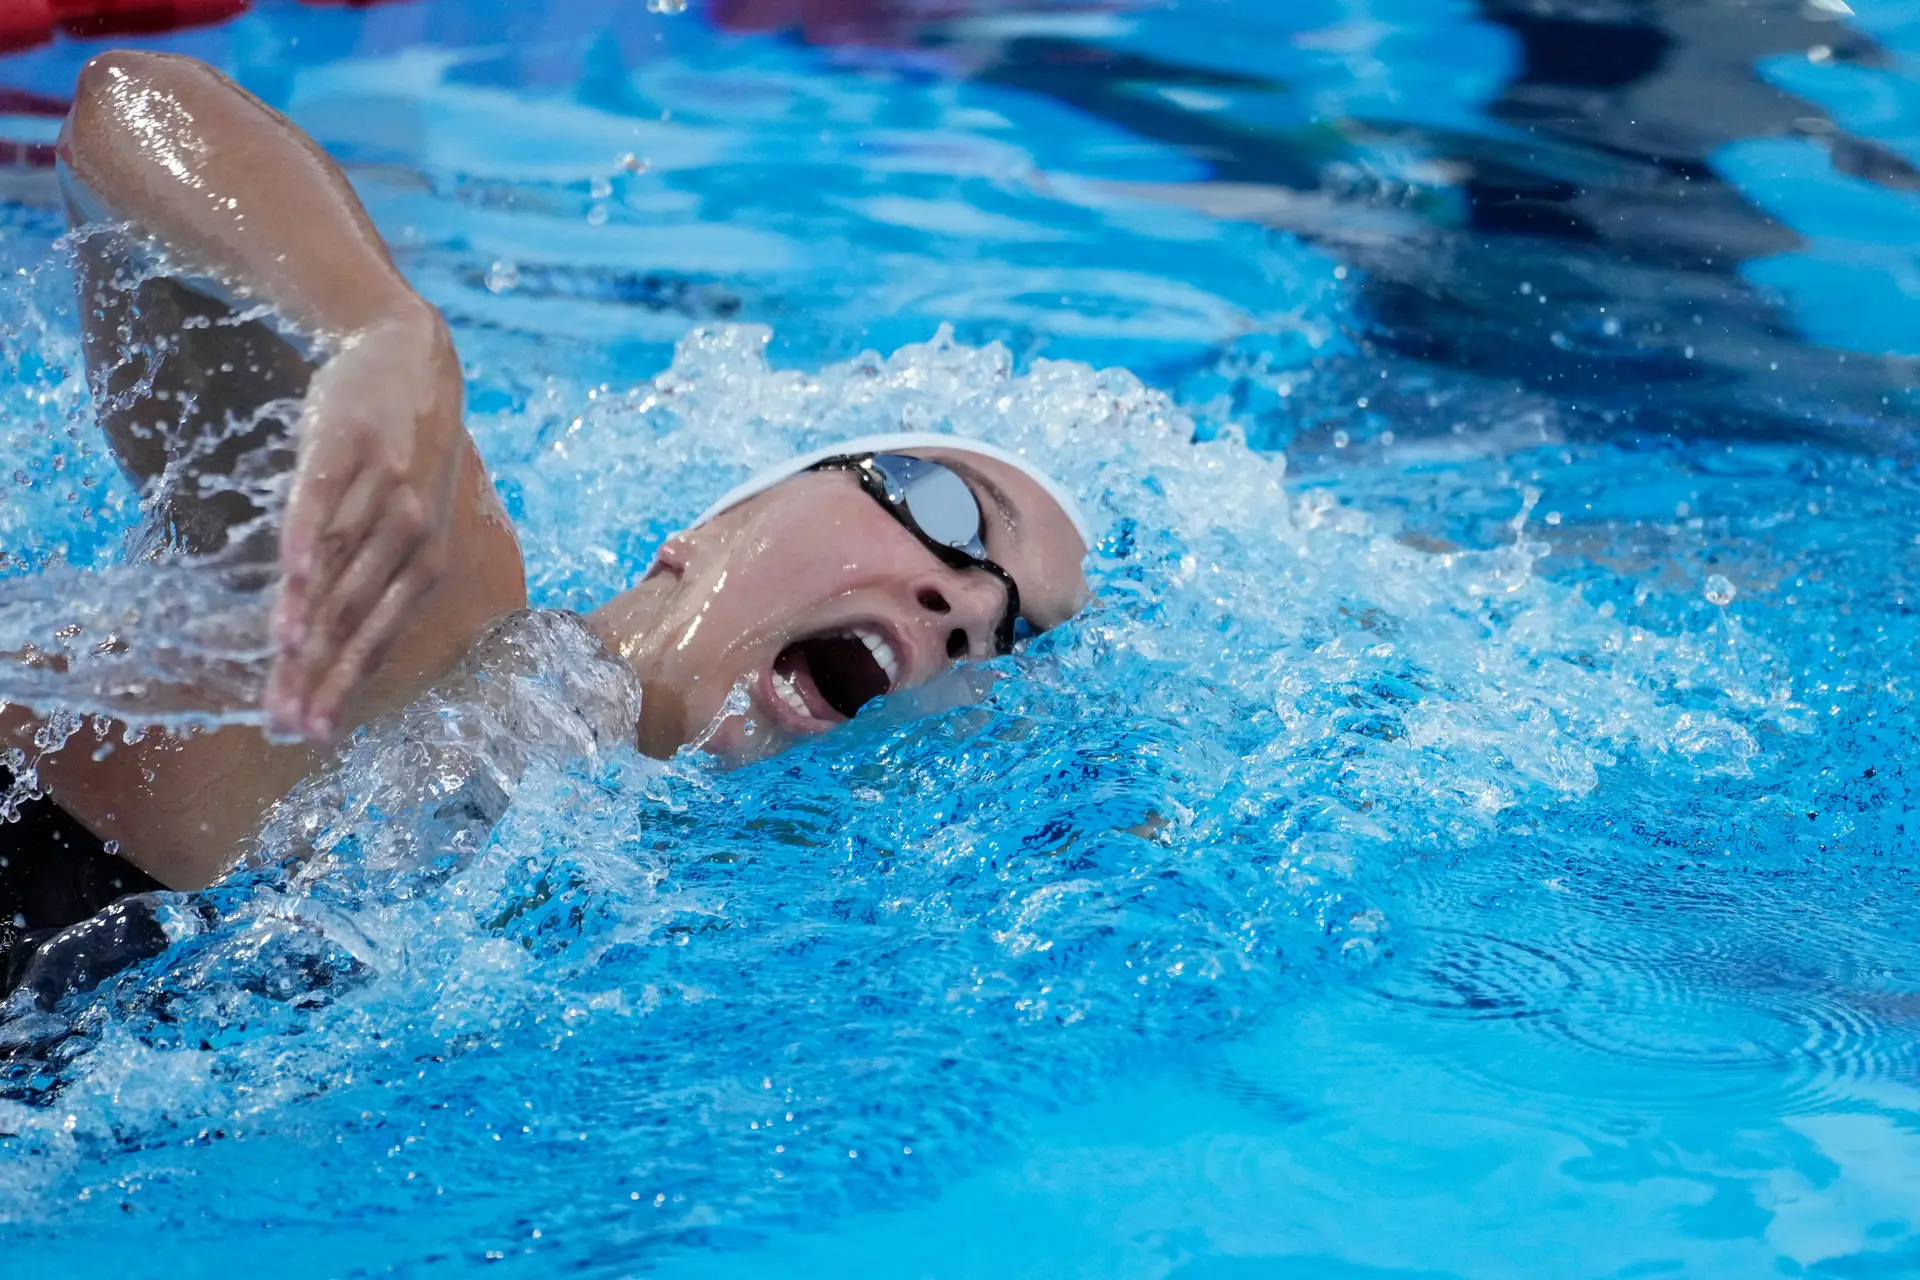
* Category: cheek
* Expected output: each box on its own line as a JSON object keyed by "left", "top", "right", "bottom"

{"left": 667, "top": 511, "right": 915, "bottom": 684}
{"left": 736, "top": 507, "right": 917, "bottom": 604}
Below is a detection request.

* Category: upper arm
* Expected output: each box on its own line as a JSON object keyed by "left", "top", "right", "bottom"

{"left": 61, "top": 51, "right": 416, "bottom": 340}
{"left": 25, "top": 53, "right": 531, "bottom": 887}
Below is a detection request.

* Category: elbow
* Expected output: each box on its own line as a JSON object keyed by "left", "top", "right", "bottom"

{"left": 63, "top": 51, "right": 217, "bottom": 197}
{"left": 73, "top": 50, "right": 136, "bottom": 104}
{"left": 73, "top": 49, "right": 202, "bottom": 103}
{"left": 68, "top": 50, "right": 214, "bottom": 147}
{"left": 65, "top": 51, "right": 145, "bottom": 170}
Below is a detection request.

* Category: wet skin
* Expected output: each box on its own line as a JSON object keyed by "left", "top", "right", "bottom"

{"left": 4, "top": 50, "right": 1089, "bottom": 893}
{"left": 588, "top": 450, "right": 1089, "bottom": 759}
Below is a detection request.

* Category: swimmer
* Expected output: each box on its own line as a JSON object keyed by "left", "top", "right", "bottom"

{"left": 0, "top": 52, "right": 1089, "bottom": 991}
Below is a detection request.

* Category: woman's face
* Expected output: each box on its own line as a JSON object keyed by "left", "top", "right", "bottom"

{"left": 589, "top": 449, "right": 1089, "bottom": 758}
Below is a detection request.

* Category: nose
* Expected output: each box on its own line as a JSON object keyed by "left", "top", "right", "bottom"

{"left": 912, "top": 565, "right": 1010, "bottom": 661}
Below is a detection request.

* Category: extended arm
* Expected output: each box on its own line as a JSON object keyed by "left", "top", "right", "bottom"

{"left": 62, "top": 51, "right": 418, "bottom": 347}
{"left": 23, "top": 51, "right": 526, "bottom": 889}
{"left": 62, "top": 49, "right": 502, "bottom": 738}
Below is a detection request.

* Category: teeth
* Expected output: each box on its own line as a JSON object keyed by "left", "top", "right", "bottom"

{"left": 851, "top": 626, "right": 899, "bottom": 686}
{"left": 772, "top": 670, "right": 810, "bottom": 718}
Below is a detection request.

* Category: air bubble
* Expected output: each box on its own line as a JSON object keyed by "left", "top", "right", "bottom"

{"left": 486, "top": 260, "right": 521, "bottom": 294}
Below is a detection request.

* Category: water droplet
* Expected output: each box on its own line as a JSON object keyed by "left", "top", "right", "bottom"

{"left": 1704, "top": 574, "right": 1736, "bottom": 607}
{"left": 486, "top": 260, "right": 520, "bottom": 294}
{"left": 647, "top": 0, "right": 687, "bottom": 13}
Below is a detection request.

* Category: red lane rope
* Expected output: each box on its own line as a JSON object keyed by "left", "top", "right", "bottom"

{"left": 0, "top": 1, "right": 57, "bottom": 54}
{"left": 2, "top": 0, "right": 410, "bottom": 55}
{"left": 0, "top": 86, "right": 70, "bottom": 115}
{"left": 2, "top": 0, "right": 412, "bottom": 174}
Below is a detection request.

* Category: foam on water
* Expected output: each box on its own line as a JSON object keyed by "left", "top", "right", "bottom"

{"left": 1, "top": 285, "right": 1878, "bottom": 1270}
{"left": 0, "top": 214, "right": 296, "bottom": 747}
{"left": 0, "top": 7, "right": 1914, "bottom": 1273}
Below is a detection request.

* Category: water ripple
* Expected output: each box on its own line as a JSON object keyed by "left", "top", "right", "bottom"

{"left": 1365, "top": 922, "right": 1920, "bottom": 1115}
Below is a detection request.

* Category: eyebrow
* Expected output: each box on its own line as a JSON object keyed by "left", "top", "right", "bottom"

{"left": 943, "top": 458, "right": 1022, "bottom": 546}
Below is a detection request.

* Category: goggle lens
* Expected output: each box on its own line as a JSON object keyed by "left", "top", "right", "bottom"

{"left": 810, "top": 451, "right": 1022, "bottom": 654}
{"left": 888, "top": 459, "right": 983, "bottom": 555}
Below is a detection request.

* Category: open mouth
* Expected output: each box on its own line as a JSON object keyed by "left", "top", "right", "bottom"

{"left": 769, "top": 624, "right": 901, "bottom": 726}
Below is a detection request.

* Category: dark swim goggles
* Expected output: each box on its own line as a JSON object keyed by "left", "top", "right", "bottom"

{"left": 808, "top": 452, "right": 1022, "bottom": 655}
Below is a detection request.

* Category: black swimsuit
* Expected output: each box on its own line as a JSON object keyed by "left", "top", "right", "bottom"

{"left": 0, "top": 768, "right": 167, "bottom": 1001}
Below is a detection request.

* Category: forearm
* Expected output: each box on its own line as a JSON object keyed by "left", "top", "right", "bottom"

{"left": 59, "top": 49, "right": 420, "bottom": 342}
{"left": 56, "top": 49, "right": 524, "bottom": 751}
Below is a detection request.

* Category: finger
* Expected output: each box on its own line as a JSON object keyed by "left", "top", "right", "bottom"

{"left": 280, "top": 490, "right": 439, "bottom": 739}
{"left": 276, "top": 462, "right": 388, "bottom": 653}
{"left": 303, "top": 493, "right": 432, "bottom": 672}
{"left": 280, "top": 418, "right": 365, "bottom": 588}
{"left": 264, "top": 647, "right": 311, "bottom": 737}
{"left": 276, "top": 444, "right": 366, "bottom": 649}
{"left": 302, "top": 559, "right": 440, "bottom": 740}
{"left": 301, "top": 464, "right": 395, "bottom": 614}
{"left": 269, "top": 503, "right": 420, "bottom": 734}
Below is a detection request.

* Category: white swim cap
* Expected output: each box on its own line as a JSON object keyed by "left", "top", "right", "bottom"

{"left": 687, "top": 432, "right": 1092, "bottom": 547}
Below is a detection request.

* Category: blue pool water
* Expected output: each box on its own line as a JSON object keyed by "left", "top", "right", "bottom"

{"left": 2, "top": 1, "right": 1920, "bottom": 1276}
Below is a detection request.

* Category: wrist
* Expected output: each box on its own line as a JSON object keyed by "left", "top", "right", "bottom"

{"left": 360, "top": 294, "right": 462, "bottom": 413}
{"left": 338, "top": 292, "right": 457, "bottom": 380}
{"left": 353, "top": 288, "right": 441, "bottom": 346}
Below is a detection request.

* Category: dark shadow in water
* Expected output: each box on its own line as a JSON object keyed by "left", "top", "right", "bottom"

{"left": 954, "top": 0, "right": 1920, "bottom": 450}
{"left": 9, "top": 0, "right": 1916, "bottom": 445}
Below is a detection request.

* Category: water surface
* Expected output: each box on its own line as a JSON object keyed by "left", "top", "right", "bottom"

{"left": 0, "top": 2, "right": 1917, "bottom": 1276}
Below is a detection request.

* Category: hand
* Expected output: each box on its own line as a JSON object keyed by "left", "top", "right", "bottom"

{"left": 264, "top": 302, "right": 462, "bottom": 740}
